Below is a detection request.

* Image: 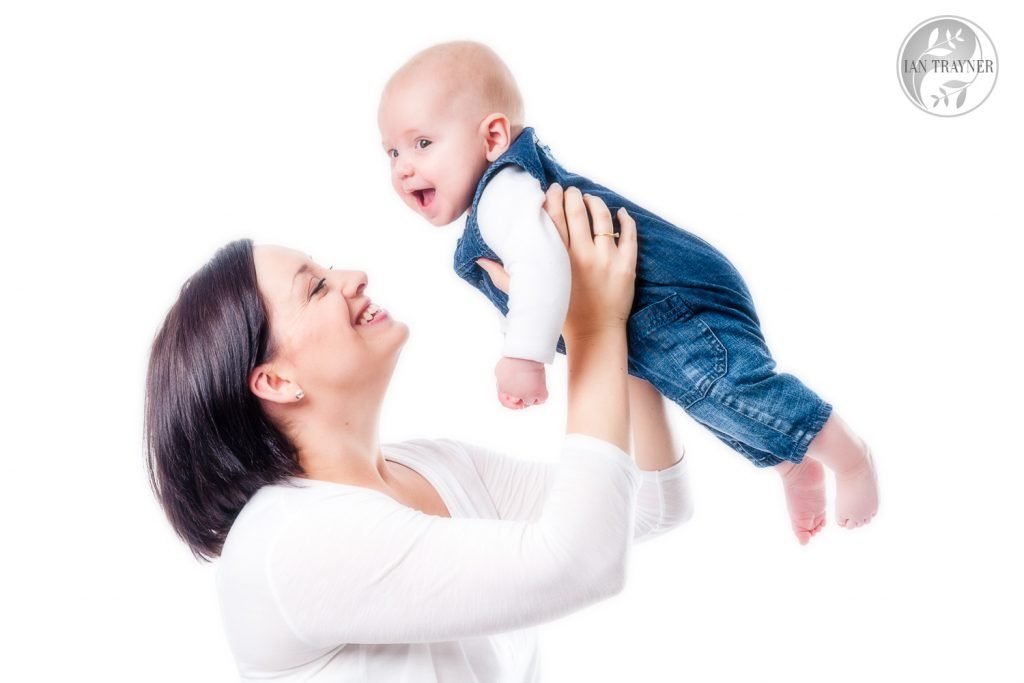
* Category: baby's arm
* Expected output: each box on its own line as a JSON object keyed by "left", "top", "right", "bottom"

{"left": 476, "top": 166, "right": 570, "bottom": 409}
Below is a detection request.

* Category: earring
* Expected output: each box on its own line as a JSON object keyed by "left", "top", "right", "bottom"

{"left": 295, "top": 390, "right": 305, "bottom": 401}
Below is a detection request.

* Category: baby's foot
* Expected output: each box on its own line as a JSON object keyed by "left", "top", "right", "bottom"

{"left": 776, "top": 458, "right": 826, "bottom": 545}
{"left": 804, "top": 413, "right": 879, "bottom": 530}
{"left": 834, "top": 448, "right": 878, "bottom": 529}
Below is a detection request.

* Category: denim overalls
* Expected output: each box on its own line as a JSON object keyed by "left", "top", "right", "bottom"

{"left": 454, "top": 128, "right": 833, "bottom": 467}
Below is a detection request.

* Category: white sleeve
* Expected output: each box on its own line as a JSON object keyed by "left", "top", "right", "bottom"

{"left": 466, "top": 444, "right": 694, "bottom": 543}
{"left": 632, "top": 456, "right": 694, "bottom": 542}
{"left": 267, "top": 434, "right": 640, "bottom": 646}
{"left": 476, "top": 166, "right": 570, "bottom": 364}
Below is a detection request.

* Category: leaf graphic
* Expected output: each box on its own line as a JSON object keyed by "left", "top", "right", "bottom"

{"left": 944, "top": 96, "right": 949, "bottom": 106}
{"left": 956, "top": 89, "right": 967, "bottom": 108}
{"left": 933, "top": 98, "right": 940, "bottom": 108}
{"left": 940, "top": 87, "right": 947, "bottom": 96}
{"left": 946, "top": 29, "right": 951, "bottom": 42}
{"left": 926, "top": 47, "right": 953, "bottom": 57}
{"left": 943, "top": 80, "right": 969, "bottom": 88}
{"left": 928, "top": 28, "right": 939, "bottom": 48}
{"left": 956, "top": 28, "right": 963, "bottom": 39}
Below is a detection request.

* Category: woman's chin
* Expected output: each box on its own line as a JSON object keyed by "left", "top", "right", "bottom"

{"left": 391, "top": 319, "right": 410, "bottom": 346}
{"left": 369, "top": 315, "right": 410, "bottom": 347}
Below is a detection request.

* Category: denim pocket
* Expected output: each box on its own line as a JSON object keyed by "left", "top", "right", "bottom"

{"left": 628, "top": 293, "right": 728, "bottom": 408}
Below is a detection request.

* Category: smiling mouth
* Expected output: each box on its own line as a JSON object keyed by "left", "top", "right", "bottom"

{"left": 356, "top": 302, "right": 387, "bottom": 326}
{"left": 413, "top": 188, "right": 436, "bottom": 209}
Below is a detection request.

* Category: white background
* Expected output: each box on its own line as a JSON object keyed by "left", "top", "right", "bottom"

{"left": 2, "top": 1, "right": 1022, "bottom": 680}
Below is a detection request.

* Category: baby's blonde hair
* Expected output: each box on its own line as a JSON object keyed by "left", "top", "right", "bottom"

{"left": 383, "top": 41, "right": 525, "bottom": 135}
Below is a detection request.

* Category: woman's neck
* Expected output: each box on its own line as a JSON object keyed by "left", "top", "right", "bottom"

{"left": 292, "top": 400, "right": 391, "bottom": 488}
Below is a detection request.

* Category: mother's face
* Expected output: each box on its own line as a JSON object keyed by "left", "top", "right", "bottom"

{"left": 251, "top": 245, "right": 408, "bottom": 403}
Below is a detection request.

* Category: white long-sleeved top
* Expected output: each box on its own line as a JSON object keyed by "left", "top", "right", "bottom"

{"left": 476, "top": 166, "right": 571, "bottom": 364}
{"left": 216, "top": 434, "right": 692, "bottom": 682}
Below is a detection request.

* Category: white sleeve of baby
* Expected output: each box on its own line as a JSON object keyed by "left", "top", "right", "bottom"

{"left": 476, "top": 166, "right": 570, "bottom": 365}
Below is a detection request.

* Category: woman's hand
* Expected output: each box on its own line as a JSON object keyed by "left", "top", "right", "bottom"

{"left": 476, "top": 184, "right": 637, "bottom": 344}
{"left": 549, "top": 185, "right": 636, "bottom": 451}
{"left": 542, "top": 185, "right": 636, "bottom": 343}
{"left": 479, "top": 183, "right": 638, "bottom": 451}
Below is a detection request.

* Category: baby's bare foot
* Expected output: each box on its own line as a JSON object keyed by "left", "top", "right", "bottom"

{"left": 776, "top": 458, "right": 826, "bottom": 545}
{"left": 805, "top": 413, "right": 879, "bottom": 531}
{"left": 835, "top": 448, "right": 878, "bottom": 529}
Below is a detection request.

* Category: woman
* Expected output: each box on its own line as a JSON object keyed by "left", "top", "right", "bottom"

{"left": 145, "top": 186, "right": 693, "bottom": 680}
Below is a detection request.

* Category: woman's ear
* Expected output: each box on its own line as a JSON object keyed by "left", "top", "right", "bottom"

{"left": 480, "top": 114, "right": 513, "bottom": 162}
{"left": 249, "top": 363, "right": 303, "bottom": 405}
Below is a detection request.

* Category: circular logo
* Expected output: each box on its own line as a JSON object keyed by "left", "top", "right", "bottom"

{"left": 898, "top": 16, "right": 998, "bottom": 116}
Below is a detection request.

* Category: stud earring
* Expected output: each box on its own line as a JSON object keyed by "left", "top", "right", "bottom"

{"left": 295, "top": 390, "right": 305, "bottom": 401}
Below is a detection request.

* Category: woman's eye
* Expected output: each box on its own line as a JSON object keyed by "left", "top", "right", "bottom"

{"left": 416, "top": 139, "right": 431, "bottom": 150}
{"left": 310, "top": 277, "right": 327, "bottom": 298}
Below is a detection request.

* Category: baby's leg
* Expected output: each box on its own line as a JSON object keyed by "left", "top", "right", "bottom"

{"left": 804, "top": 411, "right": 878, "bottom": 528}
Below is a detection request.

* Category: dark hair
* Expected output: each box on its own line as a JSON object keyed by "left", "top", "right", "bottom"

{"left": 145, "top": 239, "right": 302, "bottom": 561}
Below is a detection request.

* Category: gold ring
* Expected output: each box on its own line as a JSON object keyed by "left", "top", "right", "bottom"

{"left": 593, "top": 232, "right": 620, "bottom": 238}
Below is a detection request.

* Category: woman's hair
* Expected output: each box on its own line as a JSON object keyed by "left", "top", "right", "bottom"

{"left": 144, "top": 239, "right": 302, "bottom": 561}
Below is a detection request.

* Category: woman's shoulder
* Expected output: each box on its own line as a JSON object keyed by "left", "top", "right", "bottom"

{"left": 383, "top": 437, "right": 483, "bottom": 484}
{"left": 222, "top": 441, "right": 472, "bottom": 533}
{"left": 220, "top": 472, "right": 402, "bottom": 567}
{"left": 383, "top": 436, "right": 476, "bottom": 463}
{"left": 219, "top": 439, "right": 498, "bottom": 558}
{"left": 384, "top": 437, "right": 508, "bottom": 483}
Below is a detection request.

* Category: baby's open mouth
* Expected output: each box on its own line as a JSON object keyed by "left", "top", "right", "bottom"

{"left": 413, "top": 188, "right": 436, "bottom": 209}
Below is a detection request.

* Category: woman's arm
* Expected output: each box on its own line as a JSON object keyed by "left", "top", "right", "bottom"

{"left": 463, "top": 432, "right": 692, "bottom": 543}
{"left": 464, "top": 375, "right": 693, "bottom": 541}
{"left": 479, "top": 185, "right": 635, "bottom": 449}
{"left": 556, "top": 188, "right": 635, "bottom": 452}
{"left": 628, "top": 375, "right": 680, "bottom": 472}
{"left": 628, "top": 375, "right": 694, "bottom": 539}
{"left": 476, "top": 189, "right": 691, "bottom": 537}
{"left": 265, "top": 187, "right": 641, "bottom": 647}
{"left": 267, "top": 434, "right": 638, "bottom": 646}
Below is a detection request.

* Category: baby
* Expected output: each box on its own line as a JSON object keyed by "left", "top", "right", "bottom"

{"left": 378, "top": 41, "right": 878, "bottom": 543}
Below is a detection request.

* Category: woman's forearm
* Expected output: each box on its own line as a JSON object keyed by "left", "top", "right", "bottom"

{"left": 565, "top": 329, "right": 630, "bottom": 453}
{"left": 628, "top": 375, "right": 684, "bottom": 471}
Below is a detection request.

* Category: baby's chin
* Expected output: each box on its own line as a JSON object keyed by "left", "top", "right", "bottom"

{"left": 424, "top": 200, "right": 472, "bottom": 227}
{"left": 426, "top": 211, "right": 466, "bottom": 227}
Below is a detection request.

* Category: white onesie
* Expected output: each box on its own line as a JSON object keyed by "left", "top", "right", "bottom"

{"left": 476, "top": 166, "right": 571, "bottom": 363}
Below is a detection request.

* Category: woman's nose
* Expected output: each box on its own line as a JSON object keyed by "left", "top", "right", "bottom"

{"left": 339, "top": 270, "right": 368, "bottom": 298}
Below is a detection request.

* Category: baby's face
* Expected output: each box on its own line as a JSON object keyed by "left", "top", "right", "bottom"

{"left": 379, "top": 81, "right": 492, "bottom": 227}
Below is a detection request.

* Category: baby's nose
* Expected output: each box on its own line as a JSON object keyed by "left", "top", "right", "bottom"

{"left": 397, "top": 159, "right": 414, "bottom": 178}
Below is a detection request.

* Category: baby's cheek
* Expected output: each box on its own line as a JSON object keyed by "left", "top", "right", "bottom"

{"left": 450, "top": 181, "right": 476, "bottom": 214}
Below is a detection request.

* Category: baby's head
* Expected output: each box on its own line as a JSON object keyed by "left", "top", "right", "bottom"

{"left": 378, "top": 41, "right": 524, "bottom": 226}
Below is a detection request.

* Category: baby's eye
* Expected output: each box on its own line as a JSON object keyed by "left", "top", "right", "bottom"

{"left": 415, "top": 139, "right": 432, "bottom": 150}
{"left": 388, "top": 149, "right": 398, "bottom": 159}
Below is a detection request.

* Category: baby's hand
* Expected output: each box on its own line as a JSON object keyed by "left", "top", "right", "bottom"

{"left": 495, "top": 357, "right": 548, "bottom": 409}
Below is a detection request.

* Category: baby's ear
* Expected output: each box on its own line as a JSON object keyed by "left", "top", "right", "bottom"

{"left": 481, "top": 114, "right": 513, "bottom": 162}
